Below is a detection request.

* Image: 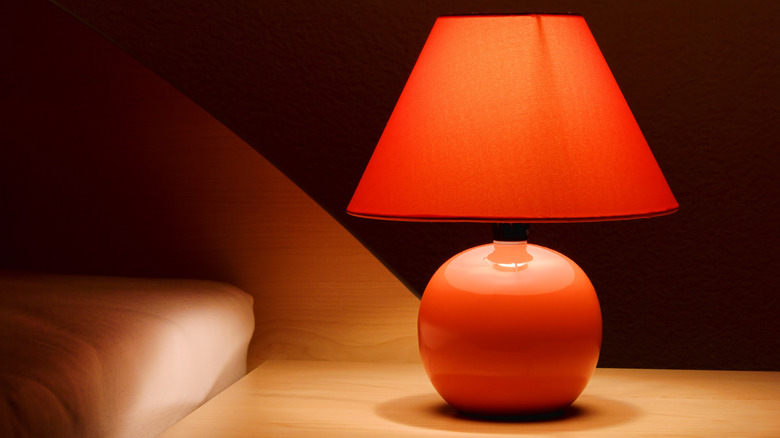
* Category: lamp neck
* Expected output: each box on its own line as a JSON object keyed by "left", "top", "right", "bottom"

{"left": 492, "top": 223, "right": 529, "bottom": 242}
{"left": 486, "top": 240, "right": 533, "bottom": 270}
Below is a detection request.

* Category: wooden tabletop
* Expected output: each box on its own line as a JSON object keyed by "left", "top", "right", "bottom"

{"left": 160, "top": 360, "right": 780, "bottom": 437}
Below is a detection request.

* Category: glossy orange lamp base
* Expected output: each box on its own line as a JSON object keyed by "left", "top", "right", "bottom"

{"left": 418, "top": 240, "right": 602, "bottom": 416}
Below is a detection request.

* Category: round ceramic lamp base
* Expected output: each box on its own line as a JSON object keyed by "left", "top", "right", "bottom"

{"left": 418, "top": 242, "right": 602, "bottom": 416}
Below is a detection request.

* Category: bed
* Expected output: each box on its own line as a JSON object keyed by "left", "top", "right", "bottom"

{"left": 0, "top": 271, "right": 255, "bottom": 438}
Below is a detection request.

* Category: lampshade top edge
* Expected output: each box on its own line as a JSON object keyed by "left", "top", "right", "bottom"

{"left": 437, "top": 13, "right": 584, "bottom": 18}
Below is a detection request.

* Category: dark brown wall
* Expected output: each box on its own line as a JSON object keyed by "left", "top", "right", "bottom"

{"left": 1, "top": 0, "right": 421, "bottom": 366}
{"left": 3, "top": 0, "right": 778, "bottom": 370}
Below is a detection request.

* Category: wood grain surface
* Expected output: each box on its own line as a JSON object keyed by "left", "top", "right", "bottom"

{"left": 160, "top": 360, "right": 780, "bottom": 437}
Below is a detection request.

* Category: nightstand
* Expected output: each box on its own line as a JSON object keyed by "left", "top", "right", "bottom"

{"left": 160, "top": 360, "right": 779, "bottom": 437}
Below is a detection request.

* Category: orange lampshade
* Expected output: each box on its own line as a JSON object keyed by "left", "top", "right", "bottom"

{"left": 348, "top": 14, "right": 678, "bottom": 222}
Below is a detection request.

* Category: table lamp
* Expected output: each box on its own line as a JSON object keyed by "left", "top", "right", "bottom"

{"left": 348, "top": 14, "right": 677, "bottom": 417}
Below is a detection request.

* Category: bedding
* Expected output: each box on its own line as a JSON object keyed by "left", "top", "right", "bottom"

{"left": 0, "top": 271, "right": 254, "bottom": 438}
